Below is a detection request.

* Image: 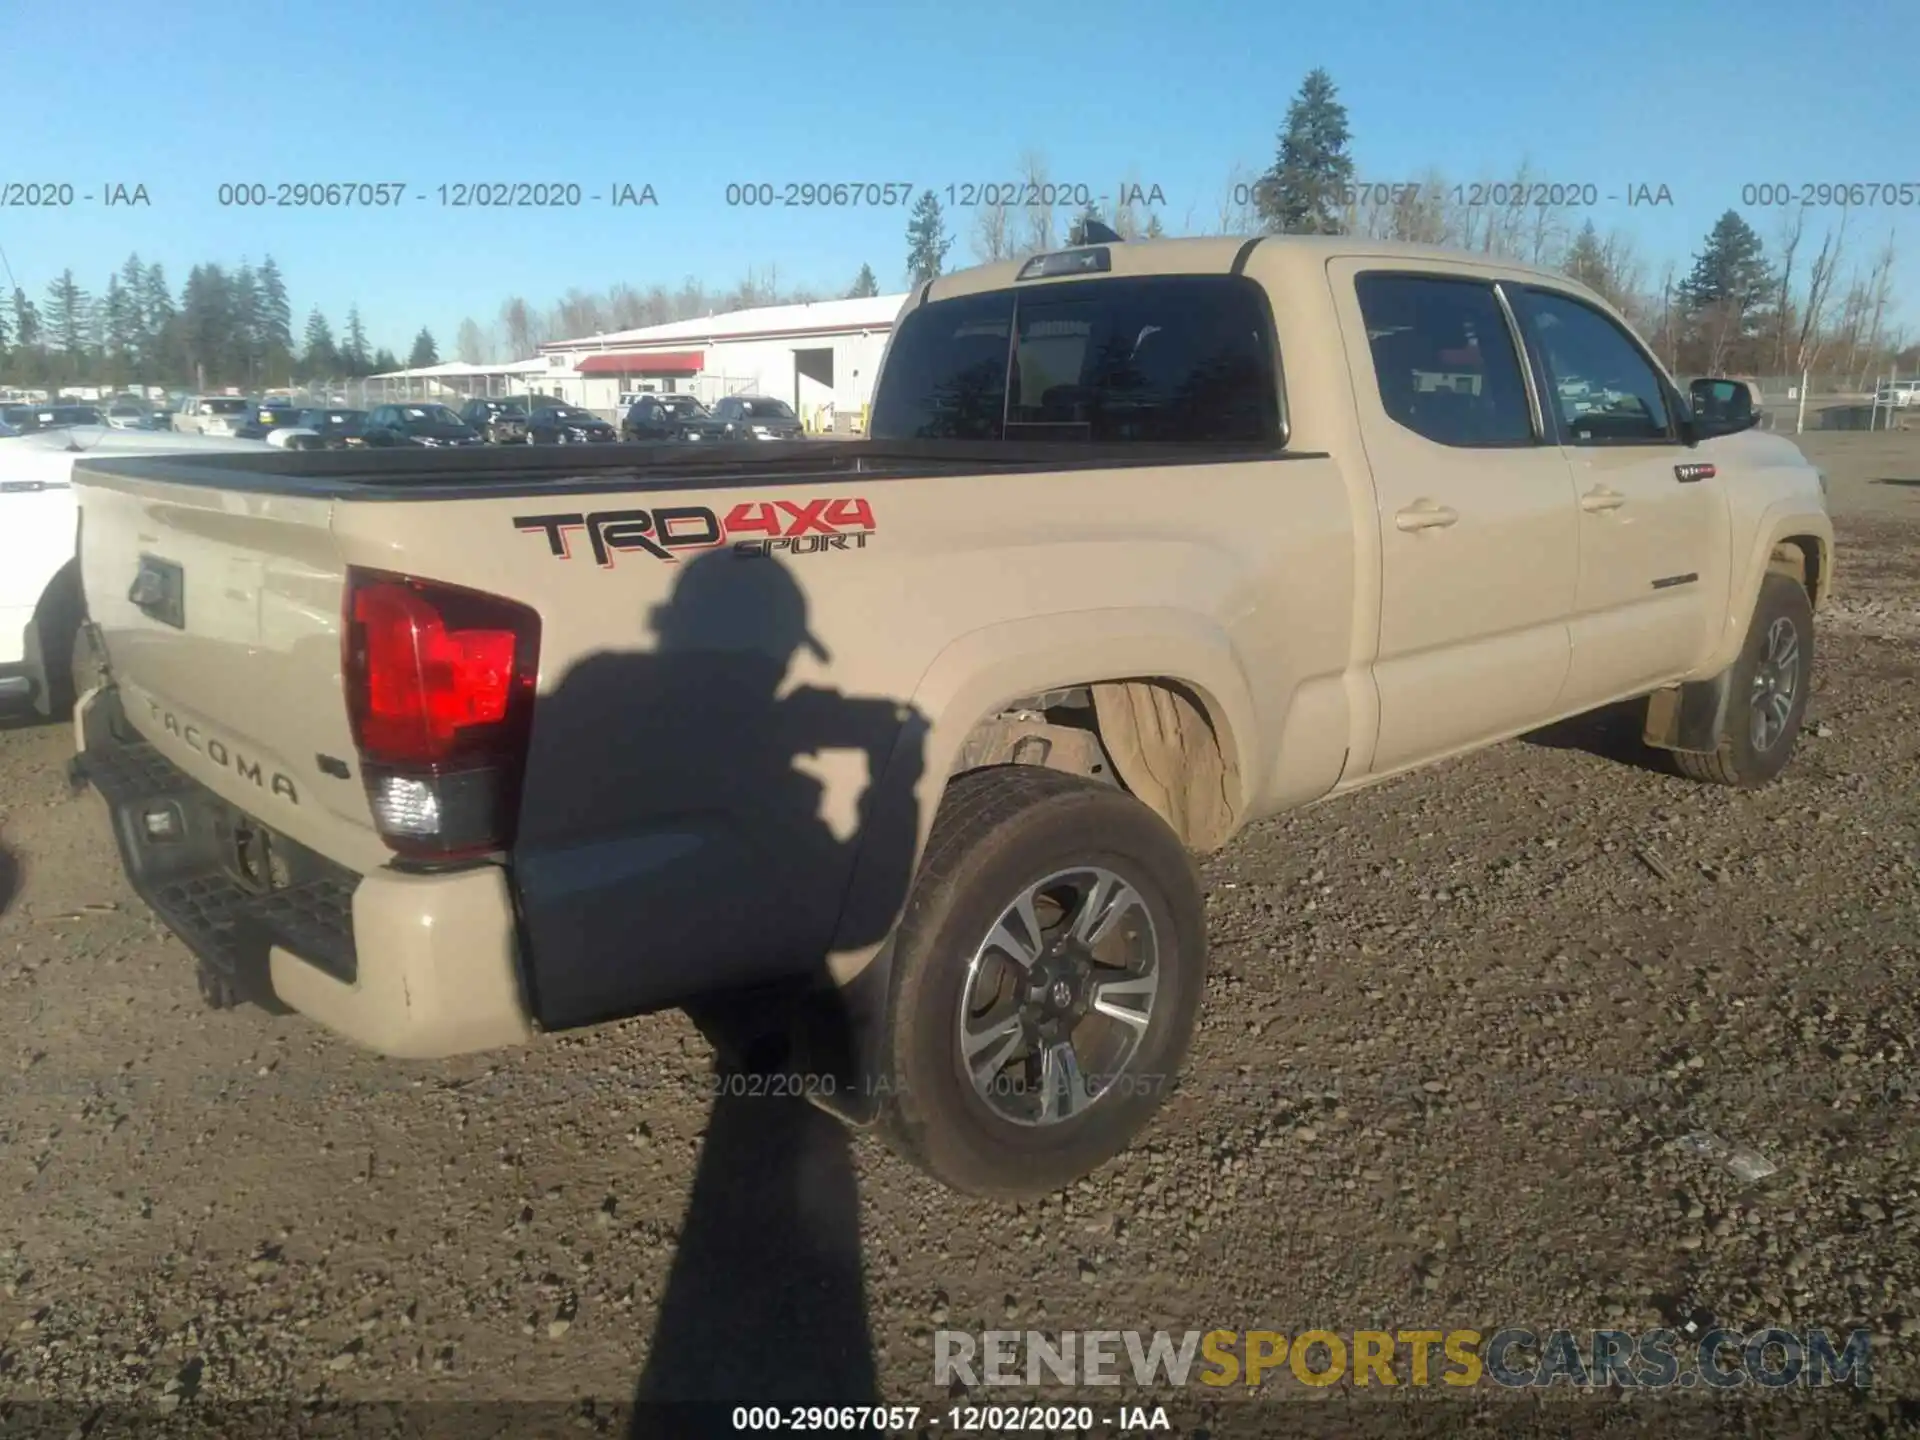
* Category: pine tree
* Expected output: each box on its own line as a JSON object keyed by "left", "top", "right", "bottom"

{"left": 140, "top": 263, "right": 175, "bottom": 376}
{"left": 45, "top": 270, "right": 90, "bottom": 355}
{"left": 1677, "top": 211, "right": 1771, "bottom": 311}
{"left": 905, "top": 191, "right": 951, "bottom": 287}
{"left": 1255, "top": 68, "right": 1356, "bottom": 235}
{"left": 342, "top": 306, "right": 370, "bottom": 375}
{"left": 302, "top": 308, "right": 337, "bottom": 378}
{"left": 12, "top": 289, "right": 42, "bottom": 349}
{"left": 846, "top": 263, "right": 880, "bottom": 299}
{"left": 407, "top": 328, "right": 439, "bottom": 368}
{"left": 256, "top": 257, "right": 293, "bottom": 353}
{"left": 369, "top": 346, "right": 400, "bottom": 374}
{"left": 1675, "top": 211, "right": 1773, "bottom": 374}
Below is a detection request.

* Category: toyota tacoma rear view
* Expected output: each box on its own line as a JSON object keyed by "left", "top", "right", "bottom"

{"left": 65, "top": 234, "right": 1832, "bottom": 1198}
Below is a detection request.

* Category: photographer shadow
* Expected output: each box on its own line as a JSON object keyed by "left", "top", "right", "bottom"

{"left": 506, "top": 548, "right": 926, "bottom": 1430}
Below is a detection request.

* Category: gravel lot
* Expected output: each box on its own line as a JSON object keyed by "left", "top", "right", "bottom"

{"left": 1, "top": 432, "right": 1915, "bottom": 1437}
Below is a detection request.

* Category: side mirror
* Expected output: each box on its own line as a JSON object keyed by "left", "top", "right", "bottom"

{"left": 1688, "top": 377, "right": 1757, "bottom": 436}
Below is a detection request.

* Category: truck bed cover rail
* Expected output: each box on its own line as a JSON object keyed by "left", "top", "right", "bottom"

{"left": 72, "top": 436, "right": 1315, "bottom": 502}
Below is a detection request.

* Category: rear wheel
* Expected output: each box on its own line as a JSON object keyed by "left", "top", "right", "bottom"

{"left": 875, "top": 767, "right": 1207, "bottom": 1199}
{"left": 1674, "top": 572, "right": 1814, "bottom": 788}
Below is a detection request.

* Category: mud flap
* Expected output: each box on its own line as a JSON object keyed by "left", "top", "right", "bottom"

{"left": 1643, "top": 669, "right": 1734, "bottom": 755}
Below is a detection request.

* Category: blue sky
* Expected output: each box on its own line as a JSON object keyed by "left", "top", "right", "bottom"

{"left": 4, "top": 0, "right": 1916, "bottom": 353}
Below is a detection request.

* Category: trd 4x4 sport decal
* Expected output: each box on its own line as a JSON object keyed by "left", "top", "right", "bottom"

{"left": 513, "top": 497, "right": 876, "bottom": 567}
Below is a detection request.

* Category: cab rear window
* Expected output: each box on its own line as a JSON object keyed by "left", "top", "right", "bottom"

{"left": 869, "top": 274, "right": 1280, "bottom": 444}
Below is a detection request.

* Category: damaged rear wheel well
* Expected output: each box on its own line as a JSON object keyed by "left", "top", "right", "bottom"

{"left": 948, "top": 678, "right": 1241, "bottom": 852}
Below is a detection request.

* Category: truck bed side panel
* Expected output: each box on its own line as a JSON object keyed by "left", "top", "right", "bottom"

{"left": 328, "top": 454, "right": 1357, "bottom": 1028}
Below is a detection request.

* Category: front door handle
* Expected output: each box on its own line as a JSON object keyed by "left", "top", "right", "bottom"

{"left": 1394, "top": 500, "right": 1459, "bottom": 532}
{"left": 1580, "top": 486, "right": 1627, "bottom": 513}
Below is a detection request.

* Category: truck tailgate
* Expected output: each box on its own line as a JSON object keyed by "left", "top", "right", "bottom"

{"left": 77, "top": 473, "right": 386, "bottom": 872}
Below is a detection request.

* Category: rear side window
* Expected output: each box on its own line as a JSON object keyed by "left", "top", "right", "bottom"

{"left": 869, "top": 291, "right": 1015, "bottom": 440}
{"left": 1518, "top": 288, "right": 1673, "bottom": 443}
{"left": 1354, "top": 274, "right": 1535, "bottom": 447}
{"left": 869, "top": 275, "right": 1280, "bottom": 443}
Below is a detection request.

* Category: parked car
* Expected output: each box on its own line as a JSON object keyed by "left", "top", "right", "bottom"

{"left": 279, "top": 408, "right": 369, "bottom": 450}
{"left": 172, "top": 395, "right": 252, "bottom": 436}
{"left": 1873, "top": 380, "right": 1920, "bottom": 408}
{"left": 1, "top": 427, "right": 279, "bottom": 717}
{"left": 231, "top": 400, "right": 310, "bottom": 441}
{"left": 527, "top": 403, "right": 617, "bottom": 444}
{"left": 105, "top": 398, "right": 162, "bottom": 431}
{"left": 457, "top": 399, "right": 532, "bottom": 444}
{"left": 65, "top": 234, "right": 1833, "bottom": 1199}
{"left": 358, "top": 403, "right": 487, "bottom": 448}
{"left": 0, "top": 404, "right": 42, "bottom": 433}
{"left": 22, "top": 404, "right": 106, "bottom": 430}
{"left": 621, "top": 393, "right": 730, "bottom": 442}
{"left": 711, "top": 393, "right": 804, "bottom": 440}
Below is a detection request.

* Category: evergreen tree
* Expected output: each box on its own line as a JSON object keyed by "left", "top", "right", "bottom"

{"left": 369, "top": 346, "right": 400, "bottom": 374}
{"left": 905, "top": 191, "right": 951, "bottom": 287}
{"left": 342, "top": 306, "right": 371, "bottom": 375}
{"left": 1677, "top": 211, "right": 1771, "bottom": 311}
{"left": 1255, "top": 67, "right": 1356, "bottom": 235}
{"left": 100, "top": 275, "right": 142, "bottom": 380}
{"left": 302, "top": 308, "right": 337, "bottom": 378}
{"left": 12, "top": 289, "right": 42, "bottom": 349}
{"left": 141, "top": 263, "right": 175, "bottom": 376}
{"left": 256, "top": 256, "right": 293, "bottom": 354}
{"left": 115, "top": 254, "right": 152, "bottom": 370}
{"left": 1067, "top": 201, "right": 1104, "bottom": 246}
{"left": 846, "top": 263, "right": 880, "bottom": 299}
{"left": 45, "top": 270, "right": 90, "bottom": 355}
{"left": 407, "top": 328, "right": 439, "bottom": 368}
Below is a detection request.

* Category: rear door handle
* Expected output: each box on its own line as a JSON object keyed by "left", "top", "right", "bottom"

{"left": 1394, "top": 500, "right": 1459, "bottom": 532}
{"left": 1580, "top": 486, "right": 1627, "bottom": 513}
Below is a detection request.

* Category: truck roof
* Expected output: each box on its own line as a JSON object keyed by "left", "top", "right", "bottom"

{"left": 923, "top": 233, "right": 1591, "bottom": 303}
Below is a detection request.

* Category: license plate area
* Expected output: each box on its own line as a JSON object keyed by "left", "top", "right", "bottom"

{"left": 129, "top": 554, "right": 186, "bottom": 630}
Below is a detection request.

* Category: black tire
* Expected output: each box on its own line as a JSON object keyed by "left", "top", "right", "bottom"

{"left": 1674, "top": 572, "right": 1814, "bottom": 788}
{"left": 874, "top": 766, "right": 1207, "bottom": 1199}
{"left": 27, "top": 566, "right": 83, "bottom": 720}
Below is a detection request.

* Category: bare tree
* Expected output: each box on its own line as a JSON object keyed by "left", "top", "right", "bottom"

{"left": 1215, "top": 163, "right": 1261, "bottom": 236}
{"left": 971, "top": 201, "right": 1013, "bottom": 263}
{"left": 549, "top": 288, "right": 607, "bottom": 342}
{"left": 499, "top": 296, "right": 545, "bottom": 359}
{"left": 1017, "top": 149, "right": 1055, "bottom": 256}
{"left": 454, "top": 317, "right": 490, "bottom": 364}
{"left": 1791, "top": 216, "right": 1845, "bottom": 376}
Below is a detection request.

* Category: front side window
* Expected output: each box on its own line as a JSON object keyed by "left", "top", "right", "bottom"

{"left": 1519, "top": 288, "right": 1673, "bottom": 443}
{"left": 1355, "top": 273, "right": 1535, "bottom": 447}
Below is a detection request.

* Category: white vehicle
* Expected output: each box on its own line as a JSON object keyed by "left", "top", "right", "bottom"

{"left": 0, "top": 427, "right": 279, "bottom": 715}
{"left": 171, "top": 395, "right": 251, "bottom": 436}
{"left": 1874, "top": 380, "right": 1920, "bottom": 408}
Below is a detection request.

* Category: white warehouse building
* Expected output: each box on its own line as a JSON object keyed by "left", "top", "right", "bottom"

{"left": 537, "top": 292, "right": 910, "bottom": 432}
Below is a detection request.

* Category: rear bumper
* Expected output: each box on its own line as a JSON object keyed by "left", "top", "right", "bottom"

{"left": 74, "top": 686, "right": 534, "bottom": 1059}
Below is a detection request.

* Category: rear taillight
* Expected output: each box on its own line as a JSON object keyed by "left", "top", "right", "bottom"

{"left": 342, "top": 569, "right": 541, "bottom": 861}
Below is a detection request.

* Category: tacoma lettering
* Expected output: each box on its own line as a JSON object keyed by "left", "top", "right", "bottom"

{"left": 145, "top": 698, "right": 298, "bottom": 803}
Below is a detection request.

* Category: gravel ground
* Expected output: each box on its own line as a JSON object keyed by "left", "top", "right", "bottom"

{"left": 0, "top": 432, "right": 1915, "bottom": 1438}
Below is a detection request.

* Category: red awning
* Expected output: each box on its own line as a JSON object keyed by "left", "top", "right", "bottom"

{"left": 574, "top": 351, "right": 704, "bottom": 376}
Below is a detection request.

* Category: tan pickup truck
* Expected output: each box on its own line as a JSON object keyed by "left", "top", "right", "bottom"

{"left": 67, "top": 235, "right": 1833, "bottom": 1198}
